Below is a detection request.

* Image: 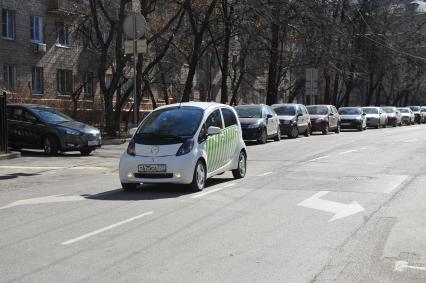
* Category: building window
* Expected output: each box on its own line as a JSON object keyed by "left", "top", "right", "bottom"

{"left": 57, "top": 69, "right": 73, "bottom": 95}
{"left": 31, "top": 16, "right": 44, "bottom": 43}
{"left": 32, "top": 67, "right": 43, "bottom": 94}
{"left": 56, "top": 22, "right": 69, "bottom": 47}
{"left": 83, "top": 72, "right": 94, "bottom": 96}
{"left": 2, "top": 9, "right": 15, "bottom": 40}
{"left": 3, "top": 64, "right": 16, "bottom": 90}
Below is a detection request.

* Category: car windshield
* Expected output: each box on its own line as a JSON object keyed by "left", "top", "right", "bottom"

{"left": 409, "top": 106, "right": 420, "bottom": 111}
{"left": 421, "top": 109, "right": 426, "bottom": 113}
{"left": 338, "top": 108, "right": 362, "bottom": 115}
{"left": 135, "top": 106, "right": 203, "bottom": 141}
{"left": 307, "top": 106, "right": 328, "bottom": 115}
{"left": 235, "top": 106, "right": 262, "bottom": 118}
{"left": 272, "top": 106, "right": 296, "bottom": 116}
{"left": 31, "top": 107, "right": 72, "bottom": 122}
{"left": 382, "top": 107, "right": 395, "bottom": 114}
{"left": 362, "top": 108, "right": 378, "bottom": 114}
{"left": 398, "top": 108, "right": 409, "bottom": 113}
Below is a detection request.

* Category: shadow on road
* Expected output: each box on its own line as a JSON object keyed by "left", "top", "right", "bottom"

{"left": 86, "top": 177, "right": 236, "bottom": 201}
{"left": 0, "top": 172, "right": 40, "bottom": 180}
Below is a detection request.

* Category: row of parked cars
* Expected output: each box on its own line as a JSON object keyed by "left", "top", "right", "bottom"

{"left": 233, "top": 104, "right": 426, "bottom": 143}
{"left": 5, "top": 102, "right": 426, "bottom": 192}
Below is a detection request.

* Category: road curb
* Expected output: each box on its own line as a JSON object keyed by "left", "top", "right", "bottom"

{"left": 102, "top": 138, "right": 129, "bottom": 145}
{"left": 0, "top": 152, "right": 21, "bottom": 160}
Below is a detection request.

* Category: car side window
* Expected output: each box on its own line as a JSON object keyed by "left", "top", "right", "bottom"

{"left": 297, "top": 106, "right": 303, "bottom": 115}
{"left": 198, "top": 109, "right": 223, "bottom": 143}
{"left": 23, "top": 110, "right": 37, "bottom": 123}
{"left": 6, "top": 107, "right": 14, "bottom": 119}
{"left": 12, "top": 108, "right": 25, "bottom": 121}
{"left": 221, "top": 108, "right": 238, "bottom": 128}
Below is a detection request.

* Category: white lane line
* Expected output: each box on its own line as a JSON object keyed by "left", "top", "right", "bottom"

{"left": 339, "top": 150, "right": 358, "bottom": 155}
{"left": 404, "top": 139, "right": 418, "bottom": 143}
{"left": 394, "top": 260, "right": 426, "bottom": 272}
{"left": 191, "top": 187, "right": 225, "bottom": 199}
{"left": 359, "top": 147, "right": 368, "bottom": 150}
{"left": 61, "top": 211, "right": 153, "bottom": 245}
{"left": 308, "top": 155, "right": 330, "bottom": 162}
{"left": 257, "top": 172, "right": 273, "bottom": 177}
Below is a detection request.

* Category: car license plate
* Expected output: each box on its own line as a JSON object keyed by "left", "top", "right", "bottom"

{"left": 88, "top": 140, "right": 100, "bottom": 146}
{"left": 138, "top": 164, "right": 167, "bottom": 173}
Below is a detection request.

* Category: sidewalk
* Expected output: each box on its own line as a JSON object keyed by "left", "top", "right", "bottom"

{"left": 0, "top": 152, "right": 20, "bottom": 160}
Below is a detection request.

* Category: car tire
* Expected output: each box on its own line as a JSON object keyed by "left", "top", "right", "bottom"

{"left": 304, "top": 125, "right": 311, "bottom": 137}
{"left": 191, "top": 160, "right": 206, "bottom": 192}
{"left": 383, "top": 121, "right": 387, "bottom": 128}
{"left": 232, "top": 151, "right": 247, "bottom": 179}
{"left": 80, "top": 149, "right": 93, "bottom": 156}
{"left": 288, "top": 126, "right": 299, "bottom": 139}
{"left": 122, "top": 183, "right": 138, "bottom": 191}
{"left": 274, "top": 127, "right": 281, "bottom": 141}
{"left": 376, "top": 124, "right": 380, "bottom": 129}
{"left": 43, "top": 135, "right": 59, "bottom": 156}
{"left": 335, "top": 124, "right": 341, "bottom": 134}
{"left": 322, "top": 124, "right": 329, "bottom": 135}
{"left": 258, "top": 128, "right": 267, "bottom": 144}
{"left": 358, "top": 124, "right": 363, "bottom": 131}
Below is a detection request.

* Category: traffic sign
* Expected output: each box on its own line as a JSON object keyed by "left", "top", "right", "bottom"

{"left": 123, "top": 13, "right": 147, "bottom": 39}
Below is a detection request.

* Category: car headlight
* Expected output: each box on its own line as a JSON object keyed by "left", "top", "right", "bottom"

{"left": 65, "top": 129, "right": 82, "bottom": 136}
{"left": 247, "top": 123, "right": 260, "bottom": 129}
{"left": 176, "top": 138, "right": 194, "bottom": 156}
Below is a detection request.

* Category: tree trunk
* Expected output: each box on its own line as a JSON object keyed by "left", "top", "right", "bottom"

{"left": 266, "top": 8, "right": 280, "bottom": 106}
{"left": 220, "top": 0, "right": 231, "bottom": 104}
{"left": 324, "top": 69, "right": 331, "bottom": 104}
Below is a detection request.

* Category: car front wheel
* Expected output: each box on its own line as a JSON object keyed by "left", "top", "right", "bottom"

{"left": 122, "top": 183, "right": 138, "bottom": 191}
{"left": 80, "top": 149, "right": 93, "bottom": 156}
{"left": 232, "top": 151, "right": 247, "bottom": 179}
{"left": 191, "top": 160, "right": 206, "bottom": 192}
{"left": 44, "top": 135, "right": 59, "bottom": 156}
{"left": 274, "top": 127, "right": 281, "bottom": 141}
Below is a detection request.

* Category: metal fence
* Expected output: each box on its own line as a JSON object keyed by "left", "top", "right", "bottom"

{"left": 0, "top": 91, "right": 7, "bottom": 153}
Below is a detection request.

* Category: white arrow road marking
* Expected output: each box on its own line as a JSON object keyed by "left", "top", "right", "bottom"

{"left": 297, "top": 191, "right": 364, "bottom": 222}
{"left": 308, "top": 155, "right": 330, "bottom": 162}
{"left": 0, "top": 194, "right": 87, "bottom": 210}
{"left": 394, "top": 260, "right": 426, "bottom": 272}
{"left": 61, "top": 211, "right": 154, "bottom": 245}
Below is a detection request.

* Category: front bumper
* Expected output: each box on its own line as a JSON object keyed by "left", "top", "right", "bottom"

{"left": 366, "top": 118, "right": 379, "bottom": 127}
{"left": 241, "top": 127, "right": 262, "bottom": 141}
{"left": 60, "top": 132, "right": 102, "bottom": 151}
{"left": 414, "top": 114, "right": 421, "bottom": 123}
{"left": 279, "top": 123, "right": 297, "bottom": 135}
{"left": 119, "top": 152, "right": 195, "bottom": 185}
{"left": 340, "top": 119, "right": 362, "bottom": 129}
{"left": 387, "top": 116, "right": 397, "bottom": 125}
{"left": 310, "top": 120, "right": 327, "bottom": 131}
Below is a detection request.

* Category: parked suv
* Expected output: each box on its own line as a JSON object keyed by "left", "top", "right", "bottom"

{"left": 338, "top": 107, "right": 367, "bottom": 131}
{"left": 272, "top": 104, "right": 311, "bottom": 138}
{"left": 306, "top": 105, "right": 341, "bottom": 135}
{"left": 235, "top": 104, "right": 281, "bottom": 144}
{"left": 398, "top": 107, "right": 415, "bottom": 125}
{"left": 381, "top": 106, "right": 402, "bottom": 127}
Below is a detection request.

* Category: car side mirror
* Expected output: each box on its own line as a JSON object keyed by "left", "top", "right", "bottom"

{"left": 297, "top": 113, "right": 303, "bottom": 117}
{"left": 207, "top": 126, "right": 221, "bottom": 136}
{"left": 129, "top": 127, "right": 137, "bottom": 136}
{"left": 266, "top": 114, "right": 273, "bottom": 119}
{"left": 329, "top": 113, "right": 334, "bottom": 116}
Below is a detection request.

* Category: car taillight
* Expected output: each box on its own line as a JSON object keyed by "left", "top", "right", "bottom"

{"left": 176, "top": 138, "right": 194, "bottom": 156}
{"left": 127, "top": 140, "right": 136, "bottom": 156}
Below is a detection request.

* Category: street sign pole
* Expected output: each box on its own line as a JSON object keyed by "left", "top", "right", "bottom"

{"left": 133, "top": 16, "right": 138, "bottom": 127}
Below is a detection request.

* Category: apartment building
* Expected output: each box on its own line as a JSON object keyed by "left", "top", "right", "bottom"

{"left": 0, "top": 0, "right": 101, "bottom": 123}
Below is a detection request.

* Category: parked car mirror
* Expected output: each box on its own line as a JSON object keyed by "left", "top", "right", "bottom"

{"left": 266, "top": 114, "right": 273, "bottom": 119}
{"left": 329, "top": 113, "right": 334, "bottom": 116}
{"left": 297, "top": 113, "right": 303, "bottom": 117}
{"left": 129, "top": 127, "right": 137, "bottom": 136}
{"left": 362, "top": 113, "right": 366, "bottom": 116}
{"left": 207, "top": 126, "right": 221, "bottom": 136}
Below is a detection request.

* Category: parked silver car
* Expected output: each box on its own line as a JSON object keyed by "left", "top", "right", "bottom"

{"left": 407, "top": 106, "right": 424, "bottom": 124}
{"left": 382, "top": 106, "right": 402, "bottom": 127}
{"left": 421, "top": 108, "right": 426, "bottom": 124}
{"left": 362, "top": 107, "right": 388, "bottom": 128}
{"left": 338, "top": 107, "right": 367, "bottom": 131}
{"left": 272, "top": 104, "right": 311, "bottom": 139}
{"left": 398, "top": 107, "right": 415, "bottom": 125}
{"left": 235, "top": 104, "right": 281, "bottom": 144}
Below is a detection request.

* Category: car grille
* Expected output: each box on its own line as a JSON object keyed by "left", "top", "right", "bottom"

{"left": 341, "top": 119, "right": 354, "bottom": 123}
{"left": 134, "top": 173, "right": 173, "bottom": 179}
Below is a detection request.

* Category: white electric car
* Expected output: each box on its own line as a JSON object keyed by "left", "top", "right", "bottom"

{"left": 119, "top": 102, "right": 247, "bottom": 192}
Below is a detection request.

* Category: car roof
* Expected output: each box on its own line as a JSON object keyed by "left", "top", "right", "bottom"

{"left": 271, "top": 104, "right": 299, "bottom": 107}
{"left": 8, "top": 103, "right": 51, "bottom": 108}
{"left": 155, "top": 102, "right": 229, "bottom": 112}
{"left": 234, "top": 104, "right": 266, "bottom": 108}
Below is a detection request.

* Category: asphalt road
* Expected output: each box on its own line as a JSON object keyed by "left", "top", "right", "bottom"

{"left": 1, "top": 125, "right": 426, "bottom": 282}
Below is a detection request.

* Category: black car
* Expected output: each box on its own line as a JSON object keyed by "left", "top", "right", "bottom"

{"left": 234, "top": 104, "right": 281, "bottom": 144}
{"left": 6, "top": 104, "right": 101, "bottom": 155}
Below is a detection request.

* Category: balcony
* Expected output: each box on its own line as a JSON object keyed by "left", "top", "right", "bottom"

{"left": 48, "top": 0, "right": 79, "bottom": 17}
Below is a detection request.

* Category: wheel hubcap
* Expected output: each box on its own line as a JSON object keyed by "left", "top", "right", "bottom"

{"left": 44, "top": 139, "right": 51, "bottom": 153}
{"left": 196, "top": 163, "right": 205, "bottom": 189}
{"left": 239, "top": 154, "right": 246, "bottom": 176}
